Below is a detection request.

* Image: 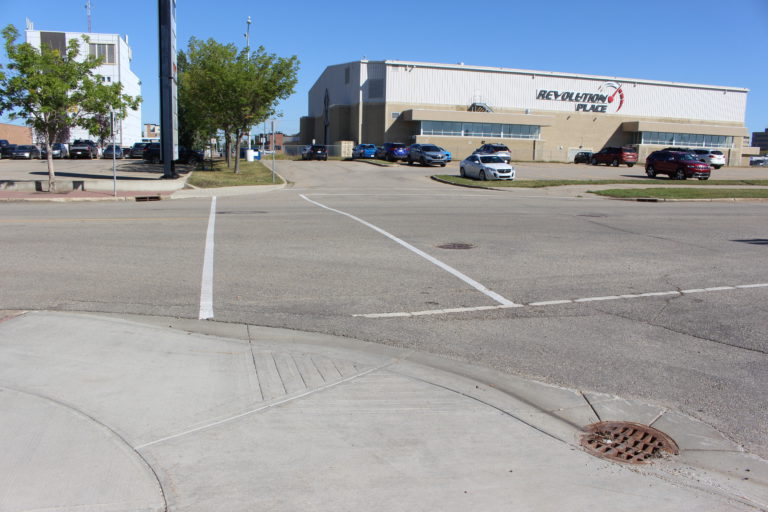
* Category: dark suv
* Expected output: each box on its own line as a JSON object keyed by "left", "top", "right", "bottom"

{"left": 645, "top": 150, "right": 711, "bottom": 180}
{"left": 375, "top": 143, "right": 408, "bottom": 162}
{"left": 590, "top": 146, "right": 637, "bottom": 167}
{"left": 301, "top": 144, "right": 328, "bottom": 161}
{"left": 70, "top": 139, "right": 99, "bottom": 159}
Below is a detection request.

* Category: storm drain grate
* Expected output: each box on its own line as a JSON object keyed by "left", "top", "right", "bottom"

{"left": 580, "top": 421, "right": 679, "bottom": 464}
{"left": 437, "top": 242, "right": 475, "bottom": 250}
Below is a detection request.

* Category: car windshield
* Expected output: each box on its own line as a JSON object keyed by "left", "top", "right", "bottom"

{"left": 480, "top": 156, "right": 505, "bottom": 164}
{"left": 711, "top": 151, "right": 723, "bottom": 155}
{"left": 421, "top": 145, "right": 440, "bottom": 152}
{"left": 490, "top": 145, "right": 509, "bottom": 152}
{"left": 17, "top": 146, "right": 32, "bottom": 150}
{"left": 679, "top": 154, "right": 697, "bottom": 161}
{"left": 390, "top": 144, "right": 405, "bottom": 148}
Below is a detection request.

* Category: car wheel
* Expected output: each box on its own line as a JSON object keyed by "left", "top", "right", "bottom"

{"left": 407, "top": 158, "right": 413, "bottom": 165}
{"left": 713, "top": 165, "right": 722, "bottom": 169}
{"left": 590, "top": 158, "right": 598, "bottom": 166}
{"left": 699, "top": 177, "right": 709, "bottom": 180}
{"left": 646, "top": 165, "right": 656, "bottom": 178}
{"left": 460, "top": 167, "right": 466, "bottom": 177}
{"left": 611, "top": 158, "right": 619, "bottom": 167}
{"left": 420, "top": 157, "right": 427, "bottom": 166}
{"left": 674, "top": 168, "right": 686, "bottom": 180}
{"left": 479, "top": 170, "right": 486, "bottom": 181}
{"left": 440, "top": 163, "right": 446, "bottom": 167}
{"left": 627, "top": 163, "right": 634, "bottom": 168}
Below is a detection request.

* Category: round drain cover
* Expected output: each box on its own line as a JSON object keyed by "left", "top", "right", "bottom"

{"left": 580, "top": 421, "right": 678, "bottom": 464}
{"left": 437, "top": 243, "right": 474, "bottom": 250}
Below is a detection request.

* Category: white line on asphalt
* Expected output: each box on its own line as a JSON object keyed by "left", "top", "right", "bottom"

{"left": 199, "top": 196, "right": 217, "bottom": 320}
{"left": 353, "top": 282, "right": 768, "bottom": 318}
{"left": 300, "top": 194, "right": 518, "bottom": 307}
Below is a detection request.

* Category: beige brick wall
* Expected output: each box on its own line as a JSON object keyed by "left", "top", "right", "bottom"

{"left": 0, "top": 124, "right": 33, "bottom": 145}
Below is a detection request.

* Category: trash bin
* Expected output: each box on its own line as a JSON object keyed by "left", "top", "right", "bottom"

{"left": 246, "top": 149, "right": 255, "bottom": 162}
{"left": 254, "top": 150, "right": 261, "bottom": 160}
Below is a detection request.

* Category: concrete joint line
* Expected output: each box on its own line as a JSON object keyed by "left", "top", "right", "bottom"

{"left": 198, "top": 196, "right": 217, "bottom": 320}
{"left": 134, "top": 358, "right": 402, "bottom": 451}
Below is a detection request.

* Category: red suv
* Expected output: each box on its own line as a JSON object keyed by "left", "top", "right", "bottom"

{"left": 645, "top": 150, "right": 711, "bottom": 180}
{"left": 590, "top": 146, "right": 637, "bottom": 167}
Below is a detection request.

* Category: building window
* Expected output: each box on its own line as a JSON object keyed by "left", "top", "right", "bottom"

{"left": 368, "top": 79, "right": 384, "bottom": 99}
{"left": 421, "top": 121, "right": 539, "bottom": 140}
{"left": 89, "top": 43, "right": 116, "bottom": 64}
{"left": 639, "top": 131, "right": 733, "bottom": 148}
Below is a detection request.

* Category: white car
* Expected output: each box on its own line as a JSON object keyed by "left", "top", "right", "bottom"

{"left": 691, "top": 149, "right": 725, "bottom": 169}
{"left": 460, "top": 154, "right": 515, "bottom": 180}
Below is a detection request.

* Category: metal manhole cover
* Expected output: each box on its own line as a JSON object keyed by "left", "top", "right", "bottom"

{"left": 437, "top": 242, "right": 475, "bottom": 250}
{"left": 580, "top": 421, "right": 679, "bottom": 464}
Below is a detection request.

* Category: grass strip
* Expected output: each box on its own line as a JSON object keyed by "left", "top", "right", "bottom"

{"left": 434, "top": 175, "right": 768, "bottom": 188}
{"left": 187, "top": 159, "right": 284, "bottom": 188}
{"left": 590, "top": 188, "right": 768, "bottom": 199}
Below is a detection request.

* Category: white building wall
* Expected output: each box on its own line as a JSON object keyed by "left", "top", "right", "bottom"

{"left": 384, "top": 62, "right": 747, "bottom": 123}
{"left": 25, "top": 29, "right": 142, "bottom": 146}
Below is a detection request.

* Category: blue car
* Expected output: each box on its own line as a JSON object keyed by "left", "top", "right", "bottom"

{"left": 352, "top": 143, "right": 377, "bottom": 159}
{"left": 375, "top": 142, "right": 408, "bottom": 162}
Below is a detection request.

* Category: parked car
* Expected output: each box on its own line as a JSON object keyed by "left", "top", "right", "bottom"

{"left": 645, "top": 150, "right": 711, "bottom": 180}
{"left": 473, "top": 143, "right": 511, "bottom": 163}
{"left": 351, "top": 144, "right": 377, "bottom": 159}
{"left": 301, "top": 144, "right": 328, "bottom": 161}
{"left": 691, "top": 149, "right": 725, "bottom": 169}
{"left": 438, "top": 146, "right": 452, "bottom": 162}
{"left": 102, "top": 144, "right": 124, "bottom": 159}
{"left": 41, "top": 143, "right": 69, "bottom": 159}
{"left": 574, "top": 151, "right": 592, "bottom": 164}
{"left": 143, "top": 143, "right": 202, "bottom": 164}
{"left": 11, "top": 145, "right": 41, "bottom": 159}
{"left": 406, "top": 144, "right": 449, "bottom": 166}
{"left": 1, "top": 144, "right": 18, "bottom": 159}
{"left": 590, "top": 146, "right": 637, "bottom": 167}
{"left": 375, "top": 142, "right": 408, "bottom": 162}
{"left": 69, "top": 139, "right": 99, "bottom": 159}
{"left": 460, "top": 154, "right": 515, "bottom": 181}
{"left": 129, "top": 142, "right": 149, "bottom": 158}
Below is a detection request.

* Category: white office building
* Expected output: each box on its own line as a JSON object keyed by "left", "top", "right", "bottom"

{"left": 25, "top": 22, "right": 142, "bottom": 147}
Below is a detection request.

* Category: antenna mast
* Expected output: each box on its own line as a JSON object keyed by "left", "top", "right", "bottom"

{"left": 86, "top": 0, "right": 92, "bottom": 32}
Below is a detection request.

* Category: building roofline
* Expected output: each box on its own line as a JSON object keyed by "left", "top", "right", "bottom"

{"left": 334, "top": 59, "right": 748, "bottom": 93}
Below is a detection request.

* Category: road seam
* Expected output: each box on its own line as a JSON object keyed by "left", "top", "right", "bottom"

{"left": 199, "top": 196, "right": 217, "bottom": 320}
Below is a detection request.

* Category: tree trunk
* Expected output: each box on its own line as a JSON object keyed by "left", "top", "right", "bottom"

{"left": 234, "top": 129, "right": 241, "bottom": 174}
{"left": 224, "top": 131, "right": 231, "bottom": 169}
{"left": 44, "top": 140, "right": 56, "bottom": 193}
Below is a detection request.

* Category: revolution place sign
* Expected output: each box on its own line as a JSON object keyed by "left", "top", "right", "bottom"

{"left": 536, "top": 82, "right": 625, "bottom": 113}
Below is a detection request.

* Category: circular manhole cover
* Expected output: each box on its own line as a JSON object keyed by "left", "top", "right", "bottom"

{"left": 580, "top": 421, "right": 679, "bottom": 464}
{"left": 437, "top": 242, "right": 475, "bottom": 250}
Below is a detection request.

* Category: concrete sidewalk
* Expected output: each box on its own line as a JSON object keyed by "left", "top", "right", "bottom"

{"left": 0, "top": 311, "right": 765, "bottom": 511}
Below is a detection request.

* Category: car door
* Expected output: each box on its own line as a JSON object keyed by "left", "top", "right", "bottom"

{"left": 464, "top": 155, "right": 481, "bottom": 178}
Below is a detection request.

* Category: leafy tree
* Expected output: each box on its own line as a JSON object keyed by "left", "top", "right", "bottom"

{"left": 0, "top": 24, "right": 140, "bottom": 192}
{"left": 178, "top": 38, "right": 298, "bottom": 173}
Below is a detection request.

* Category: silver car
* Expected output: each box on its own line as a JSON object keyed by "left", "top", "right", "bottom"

{"left": 691, "top": 149, "right": 725, "bottom": 169}
{"left": 460, "top": 154, "right": 515, "bottom": 180}
{"left": 406, "top": 144, "right": 448, "bottom": 166}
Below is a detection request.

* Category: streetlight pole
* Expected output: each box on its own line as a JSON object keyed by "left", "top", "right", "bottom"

{"left": 245, "top": 16, "right": 251, "bottom": 52}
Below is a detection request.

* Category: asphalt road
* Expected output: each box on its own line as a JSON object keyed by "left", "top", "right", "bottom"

{"left": 1, "top": 158, "right": 766, "bottom": 459}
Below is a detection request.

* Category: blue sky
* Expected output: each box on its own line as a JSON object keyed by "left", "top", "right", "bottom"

{"left": 2, "top": 0, "right": 767, "bottom": 138}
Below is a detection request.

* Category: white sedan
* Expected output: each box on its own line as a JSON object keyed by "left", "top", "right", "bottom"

{"left": 460, "top": 154, "right": 515, "bottom": 180}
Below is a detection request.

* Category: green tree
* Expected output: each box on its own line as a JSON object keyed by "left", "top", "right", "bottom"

{"left": 0, "top": 25, "right": 140, "bottom": 192}
{"left": 178, "top": 37, "right": 298, "bottom": 173}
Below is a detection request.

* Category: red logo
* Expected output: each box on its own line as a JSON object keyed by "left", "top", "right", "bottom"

{"left": 600, "top": 82, "right": 624, "bottom": 112}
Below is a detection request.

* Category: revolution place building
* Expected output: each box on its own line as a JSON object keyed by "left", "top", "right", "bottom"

{"left": 301, "top": 60, "right": 758, "bottom": 165}
{"left": 25, "top": 21, "right": 142, "bottom": 147}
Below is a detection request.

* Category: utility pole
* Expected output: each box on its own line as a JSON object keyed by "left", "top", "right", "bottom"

{"left": 245, "top": 16, "right": 251, "bottom": 52}
{"left": 85, "top": 0, "right": 92, "bottom": 32}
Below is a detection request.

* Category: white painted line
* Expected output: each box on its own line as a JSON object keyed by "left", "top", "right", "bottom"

{"left": 574, "top": 295, "right": 622, "bottom": 303}
{"left": 300, "top": 194, "right": 517, "bottom": 306}
{"left": 354, "top": 283, "right": 765, "bottom": 318}
{"left": 199, "top": 196, "right": 217, "bottom": 320}
{"left": 529, "top": 300, "right": 573, "bottom": 306}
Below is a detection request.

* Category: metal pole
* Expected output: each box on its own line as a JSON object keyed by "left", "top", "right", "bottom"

{"left": 111, "top": 111, "right": 117, "bottom": 197}
{"left": 271, "top": 119, "right": 275, "bottom": 183}
{"left": 245, "top": 16, "right": 251, "bottom": 52}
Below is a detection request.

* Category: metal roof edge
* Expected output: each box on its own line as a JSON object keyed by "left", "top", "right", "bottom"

{"left": 380, "top": 60, "right": 749, "bottom": 93}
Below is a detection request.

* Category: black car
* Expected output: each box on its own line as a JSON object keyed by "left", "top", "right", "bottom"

{"left": 0, "top": 144, "right": 18, "bottom": 159}
{"left": 301, "top": 144, "right": 328, "bottom": 161}
{"left": 143, "top": 143, "right": 202, "bottom": 164}
{"left": 374, "top": 142, "right": 408, "bottom": 162}
{"left": 129, "top": 142, "right": 149, "bottom": 158}
{"left": 574, "top": 151, "right": 592, "bottom": 164}
{"left": 102, "top": 144, "right": 124, "bottom": 159}
{"left": 11, "top": 145, "right": 41, "bottom": 159}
